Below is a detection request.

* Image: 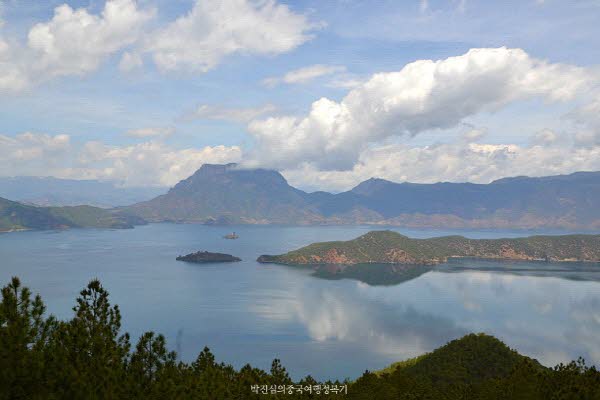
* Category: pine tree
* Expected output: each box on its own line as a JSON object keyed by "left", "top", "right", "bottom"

{"left": 0, "top": 277, "right": 55, "bottom": 400}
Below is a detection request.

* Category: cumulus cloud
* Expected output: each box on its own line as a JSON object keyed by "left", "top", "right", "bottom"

{"left": 262, "top": 64, "right": 346, "bottom": 87}
{"left": 188, "top": 104, "right": 276, "bottom": 123}
{"left": 0, "top": 132, "right": 241, "bottom": 187}
{"left": 247, "top": 47, "right": 592, "bottom": 170}
{"left": 281, "top": 140, "right": 600, "bottom": 192}
{"left": 145, "top": 0, "right": 318, "bottom": 72}
{"left": 3, "top": 131, "right": 600, "bottom": 192}
{"left": 28, "top": 0, "right": 154, "bottom": 77}
{"left": 76, "top": 141, "right": 242, "bottom": 186}
{"left": 0, "top": 0, "right": 154, "bottom": 91}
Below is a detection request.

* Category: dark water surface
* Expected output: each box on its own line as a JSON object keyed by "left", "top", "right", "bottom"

{"left": 1, "top": 224, "right": 599, "bottom": 380}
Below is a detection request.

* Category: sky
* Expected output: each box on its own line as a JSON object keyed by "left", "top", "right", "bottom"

{"left": 1, "top": 0, "right": 600, "bottom": 192}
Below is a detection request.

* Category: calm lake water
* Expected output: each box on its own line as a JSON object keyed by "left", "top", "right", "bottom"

{"left": 1, "top": 224, "right": 600, "bottom": 380}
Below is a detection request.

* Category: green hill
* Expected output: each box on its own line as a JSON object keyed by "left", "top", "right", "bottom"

{"left": 258, "top": 230, "right": 600, "bottom": 265}
{"left": 377, "top": 334, "right": 540, "bottom": 385}
{"left": 352, "top": 334, "right": 574, "bottom": 399}
{"left": 0, "top": 197, "right": 144, "bottom": 232}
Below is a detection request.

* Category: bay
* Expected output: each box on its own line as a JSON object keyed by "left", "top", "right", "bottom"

{"left": 1, "top": 223, "right": 599, "bottom": 380}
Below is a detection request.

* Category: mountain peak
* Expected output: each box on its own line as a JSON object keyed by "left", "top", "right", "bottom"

{"left": 182, "top": 163, "right": 289, "bottom": 187}
{"left": 126, "top": 168, "right": 600, "bottom": 229}
{"left": 194, "top": 163, "right": 239, "bottom": 176}
{"left": 350, "top": 177, "right": 393, "bottom": 196}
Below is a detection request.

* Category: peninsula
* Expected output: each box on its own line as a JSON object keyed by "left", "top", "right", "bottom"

{"left": 257, "top": 230, "right": 600, "bottom": 266}
{"left": 176, "top": 251, "right": 241, "bottom": 263}
{"left": 0, "top": 196, "right": 145, "bottom": 232}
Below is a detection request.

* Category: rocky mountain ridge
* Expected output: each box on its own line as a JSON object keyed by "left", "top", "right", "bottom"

{"left": 124, "top": 164, "right": 600, "bottom": 230}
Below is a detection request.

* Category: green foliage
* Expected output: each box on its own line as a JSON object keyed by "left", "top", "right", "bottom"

{"left": 0, "top": 277, "right": 56, "bottom": 399}
{"left": 267, "top": 230, "right": 600, "bottom": 265}
{"left": 1, "top": 277, "right": 599, "bottom": 399}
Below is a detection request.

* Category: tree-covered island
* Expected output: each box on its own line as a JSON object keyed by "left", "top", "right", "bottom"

{"left": 258, "top": 230, "right": 600, "bottom": 266}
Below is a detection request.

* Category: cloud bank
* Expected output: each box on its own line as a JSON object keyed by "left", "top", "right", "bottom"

{"left": 247, "top": 47, "right": 592, "bottom": 170}
{"left": 281, "top": 140, "right": 600, "bottom": 192}
{"left": 0, "top": 0, "right": 318, "bottom": 90}
{"left": 0, "top": 132, "right": 241, "bottom": 187}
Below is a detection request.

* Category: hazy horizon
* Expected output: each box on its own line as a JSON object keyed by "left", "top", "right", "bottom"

{"left": 1, "top": 1, "right": 600, "bottom": 192}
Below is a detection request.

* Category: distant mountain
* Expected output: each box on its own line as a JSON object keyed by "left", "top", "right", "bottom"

{"left": 0, "top": 197, "right": 144, "bottom": 232}
{"left": 0, "top": 176, "right": 165, "bottom": 208}
{"left": 125, "top": 163, "right": 324, "bottom": 224}
{"left": 325, "top": 172, "right": 600, "bottom": 228}
{"left": 125, "top": 164, "right": 600, "bottom": 230}
{"left": 257, "top": 230, "right": 600, "bottom": 265}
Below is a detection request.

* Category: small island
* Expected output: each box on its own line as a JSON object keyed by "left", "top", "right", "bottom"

{"left": 257, "top": 230, "right": 600, "bottom": 266}
{"left": 176, "top": 251, "right": 241, "bottom": 263}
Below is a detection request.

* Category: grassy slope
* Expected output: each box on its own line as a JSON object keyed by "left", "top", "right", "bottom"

{"left": 263, "top": 230, "right": 600, "bottom": 264}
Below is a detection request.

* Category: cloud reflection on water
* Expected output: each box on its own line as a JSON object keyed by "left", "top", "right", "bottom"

{"left": 254, "top": 261, "right": 600, "bottom": 368}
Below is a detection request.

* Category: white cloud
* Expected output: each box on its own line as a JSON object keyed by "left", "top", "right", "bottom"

{"left": 189, "top": 104, "right": 276, "bottom": 123}
{"left": 262, "top": 64, "right": 346, "bottom": 87}
{"left": 0, "top": 132, "right": 72, "bottom": 175}
{"left": 531, "top": 128, "right": 559, "bottom": 145}
{"left": 126, "top": 127, "right": 174, "bottom": 138}
{"left": 0, "top": 0, "right": 154, "bottom": 91}
{"left": 570, "top": 97, "right": 600, "bottom": 145}
{"left": 76, "top": 141, "right": 242, "bottom": 186}
{"left": 0, "top": 37, "right": 30, "bottom": 91}
{"left": 2, "top": 131, "right": 600, "bottom": 192}
{"left": 461, "top": 127, "right": 487, "bottom": 142}
{"left": 281, "top": 140, "right": 600, "bottom": 192}
{"left": 28, "top": 0, "right": 154, "bottom": 77}
{"left": 247, "top": 47, "right": 593, "bottom": 170}
{"left": 0, "top": 132, "right": 241, "bottom": 187}
{"left": 145, "top": 0, "right": 318, "bottom": 72}
{"left": 119, "top": 51, "right": 143, "bottom": 72}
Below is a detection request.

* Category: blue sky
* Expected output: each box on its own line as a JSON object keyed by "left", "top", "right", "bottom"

{"left": 1, "top": 0, "right": 600, "bottom": 190}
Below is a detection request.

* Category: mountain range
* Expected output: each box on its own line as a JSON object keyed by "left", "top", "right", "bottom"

{"left": 0, "top": 176, "right": 164, "bottom": 208}
{"left": 125, "top": 164, "right": 600, "bottom": 230}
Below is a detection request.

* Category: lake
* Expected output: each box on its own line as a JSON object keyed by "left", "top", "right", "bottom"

{"left": 1, "top": 223, "right": 600, "bottom": 380}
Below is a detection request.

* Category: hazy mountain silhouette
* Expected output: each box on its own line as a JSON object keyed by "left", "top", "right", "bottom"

{"left": 125, "top": 165, "right": 600, "bottom": 230}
